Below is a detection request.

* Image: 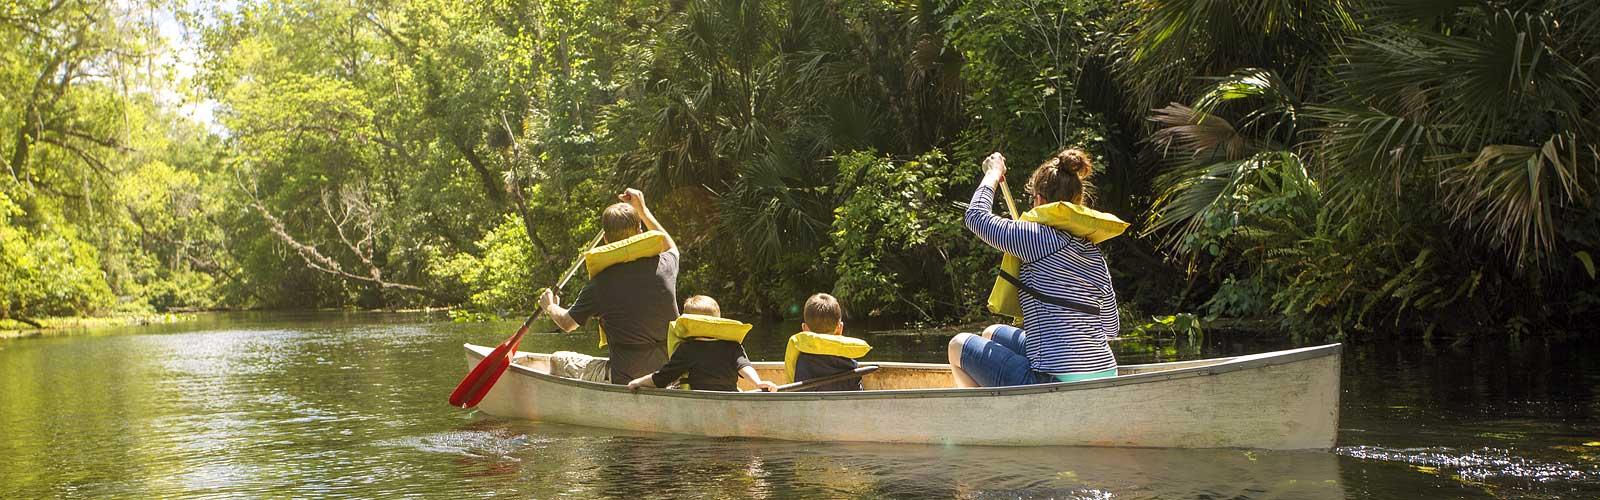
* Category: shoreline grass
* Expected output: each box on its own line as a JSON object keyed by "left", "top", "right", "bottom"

{"left": 1, "top": 313, "right": 198, "bottom": 338}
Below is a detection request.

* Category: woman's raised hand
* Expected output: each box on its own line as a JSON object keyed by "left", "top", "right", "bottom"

{"left": 981, "top": 152, "right": 1007, "bottom": 186}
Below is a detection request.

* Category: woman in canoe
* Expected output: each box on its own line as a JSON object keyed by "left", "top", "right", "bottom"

{"left": 948, "top": 149, "right": 1120, "bottom": 387}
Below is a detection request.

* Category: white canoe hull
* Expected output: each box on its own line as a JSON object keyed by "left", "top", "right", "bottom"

{"left": 464, "top": 343, "right": 1341, "bottom": 450}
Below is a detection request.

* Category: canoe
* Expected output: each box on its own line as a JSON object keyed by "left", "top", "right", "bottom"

{"left": 462, "top": 343, "right": 1342, "bottom": 450}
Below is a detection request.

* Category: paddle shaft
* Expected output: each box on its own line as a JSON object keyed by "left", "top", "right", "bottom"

{"left": 999, "top": 177, "right": 1021, "bottom": 220}
{"left": 774, "top": 365, "right": 879, "bottom": 392}
{"left": 449, "top": 231, "right": 603, "bottom": 408}
{"left": 506, "top": 229, "right": 602, "bottom": 338}
{"left": 538, "top": 231, "right": 606, "bottom": 321}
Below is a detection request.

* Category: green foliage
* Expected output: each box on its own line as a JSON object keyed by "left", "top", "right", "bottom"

{"left": 825, "top": 150, "right": 988, "bottom": 321}
{"left": 1122, "top": 313, "right": 1204, "bottom": 360}
{"left": 1135, "top": 1, "right": 1600, "bottom": 334}
{"left": 429, "top": 215, "right": 541, "bottom": 317}
{"left": 1201, "top": 277, "right": 1269, "bottom": 319}
{"left": 944, "top": 0, "right": 1102, "bottom": 157}
{"left": 1126, "top": 313, "right": 1203, "bottom": 339}
{"left": 1, "top": 0, "right": 232, "bottom": 318}
{"left": 7, "top": 0, "right": 1598, "bottom": 339}
{"left": 0, "top": 188, "right": 113, "bottom": 320}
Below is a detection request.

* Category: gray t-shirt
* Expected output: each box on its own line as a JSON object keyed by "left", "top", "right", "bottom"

{"left": 567, "top": 248, "right": 680, "bottom": 346}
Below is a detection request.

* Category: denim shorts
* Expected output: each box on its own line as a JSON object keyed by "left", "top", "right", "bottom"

{"left": 958, "top": 325, "right": 1054, "bottom": 387}
{"left": 959, "top": 325, "right": 1117, "bottom": 387}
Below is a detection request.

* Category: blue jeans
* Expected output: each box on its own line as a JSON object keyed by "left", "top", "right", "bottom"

{"left": 959, "top": 325, "right": 1118, "bottom": 387}
{"left": 958, "top": 325, "right": 1053, "bottom": 387}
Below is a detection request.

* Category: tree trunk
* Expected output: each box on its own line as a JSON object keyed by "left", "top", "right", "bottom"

{"left": 8, "top": 116, "right": 32, "bottom": 176}
{"left": 9, "top": 316, "right": 44, "bottom": 329}
{"left": 450, "top": 136, "right": 506, "bottom": 206}
{"left": 506, "top": 177, "right": 551, "bottom": 257}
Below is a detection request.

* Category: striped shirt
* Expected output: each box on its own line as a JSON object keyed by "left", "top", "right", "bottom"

{"left": 965, "top": 185, "right": 1119, "bottom": 374}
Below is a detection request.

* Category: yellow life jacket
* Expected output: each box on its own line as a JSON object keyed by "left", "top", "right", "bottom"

{"left": 986, "top": 202, "right": 1129, "bottom": 319}
{"left": 583, "top": 230, "right": 671, "bottom": 348}
{"left": 784, "top": 331, "right": 872, "bottom": 383}
{"left": 584, "top": 230, "right": 670, "bottom": 278}
{"left": 665, "top": 314, "right": 753, "bottom": 356}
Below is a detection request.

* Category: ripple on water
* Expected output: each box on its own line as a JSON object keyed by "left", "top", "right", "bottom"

{"left": 376, "top": 428, "right": 535, "bottom": 459}
{"left": 1338, "top": 445, "right": 1600, "bottom": 483}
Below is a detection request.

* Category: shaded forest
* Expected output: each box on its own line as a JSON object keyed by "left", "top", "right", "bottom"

{"left": 4, "top": 0, "right": 1597, "bottom": 337}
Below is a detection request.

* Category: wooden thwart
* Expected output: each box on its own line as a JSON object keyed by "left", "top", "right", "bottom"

{"left": 772, "top": 365, "right": 879, "bottom": 392}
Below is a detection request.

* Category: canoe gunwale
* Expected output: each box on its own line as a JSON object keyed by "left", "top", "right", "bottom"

{"left": 466, "top": 343, "right": 1342, "bottom": 402}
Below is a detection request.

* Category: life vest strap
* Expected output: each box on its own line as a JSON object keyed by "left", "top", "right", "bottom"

{"left": 995, "top": 269, "right": 1100, "bottom": 316}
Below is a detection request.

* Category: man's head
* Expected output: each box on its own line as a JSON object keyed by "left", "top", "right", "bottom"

{"left": 601, "top": 202, "right": 643, "bottom": 243}
{"left": 802, "top": 293, "right": 843, "bottom": 335}
{"left": 682, "top": 295, "right": 721, "bottom": 317}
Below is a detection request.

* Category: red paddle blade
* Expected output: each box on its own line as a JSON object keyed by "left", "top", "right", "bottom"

{"left": 448, "top": 331, "right": 525, "bottom": 408}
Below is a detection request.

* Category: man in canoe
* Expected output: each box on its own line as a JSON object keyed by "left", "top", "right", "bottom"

{"left": 948, "top": 149, "right": 1121, "bottom": 387}
{"left": 538, "top": 188, "right": 680, "bottom": 384}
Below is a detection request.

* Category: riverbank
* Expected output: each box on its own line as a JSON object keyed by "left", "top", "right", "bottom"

{"left": 0, "top": 306, "right": 467, "bottom": 339}
{"left": 0, "top": 313, "right": 197, "bottom": 338}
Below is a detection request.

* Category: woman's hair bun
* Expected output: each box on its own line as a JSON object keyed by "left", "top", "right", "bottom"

{"left": 1029, "top": 147, "right": 1095, "bottom": 206}
{"left": 1055, "top": 148, "right": 1093, "bottom": 180}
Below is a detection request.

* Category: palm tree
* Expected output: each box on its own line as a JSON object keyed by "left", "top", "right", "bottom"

{"left": 1315, "top": 2, "right": 1598, "bottom": 268}
{"left": 1135, "top": 0, "right": 1599, "bottom": 329}
{"left": 1141, "top": 1, "right": 1597, "bottom": 267}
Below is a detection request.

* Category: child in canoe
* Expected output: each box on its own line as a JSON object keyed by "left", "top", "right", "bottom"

{"left": 784, "top": 293, "right": 872, "bottom": 391}
{"left": 626, "top": 296, "right": 779, "bottom": 392}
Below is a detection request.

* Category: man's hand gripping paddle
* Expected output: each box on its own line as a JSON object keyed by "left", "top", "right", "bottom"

{"left": 449, "top": 231, "right": 604, "bottom": 409}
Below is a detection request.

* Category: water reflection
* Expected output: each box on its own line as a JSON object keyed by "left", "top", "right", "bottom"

{"left": 427, "top": 422, "right": 1343, "bottom": 499}
{"left": 1, "top": 312, "right": 1598, "bottom": 498}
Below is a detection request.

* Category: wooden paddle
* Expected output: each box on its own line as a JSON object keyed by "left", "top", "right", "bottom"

{"left": 998, "top": 168, "right": 1021, "bottom": 219}
{"left": 772, "top": 365, "right": 879, "bottom": 392}
{"left": 449, "top": 231, "right": 604, "bottom": 409}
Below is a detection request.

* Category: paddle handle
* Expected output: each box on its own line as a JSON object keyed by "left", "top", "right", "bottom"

{"left": 774, "top": 365, "right": 879, "bottom": 392}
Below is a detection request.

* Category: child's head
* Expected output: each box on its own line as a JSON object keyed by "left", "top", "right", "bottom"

{"left": 682, "top": 295, "right": 721, "bottom": 317}
{"left": 802, "top": 293, "right": 843, "bottom": 335}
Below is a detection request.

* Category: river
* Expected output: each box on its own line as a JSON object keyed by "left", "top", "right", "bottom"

{"left": 1, "top": 312, "right": 1596, "bottom": 498}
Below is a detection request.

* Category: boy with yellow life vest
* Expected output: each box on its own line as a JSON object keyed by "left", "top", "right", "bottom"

{"left": 784, "top": 294, "right": 872, "bottom": 391}
{"left": 539, "top": 188, "right": 680, "bottom": 384}
{"left": 626, "top": 296, "right": 778, "bottom": 392}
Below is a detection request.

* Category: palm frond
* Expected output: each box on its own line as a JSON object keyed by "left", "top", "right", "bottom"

{"left": 1192, "top": 67, "right": 1301, "bottom": 142}
{"left": 1142, "top": 150, "right": 1311, "bottom": 253}
{"left": 1361, "top": 0, "right": 1476, "bottom": 26}
{"left": 1331, "top": 11, "right": 1597, "bottom": 148}
{"left": 1304, "top": 105, "right": 1441, "bottom": 211}
{"left": 1440, "top": 133, "right": 1588, "bottom": 267}
{"left": 1112, "top": 0, "right": 1356, "bottom": 114}
{"left": 1148, "top": 103, "right": 1249, "bottom": 161}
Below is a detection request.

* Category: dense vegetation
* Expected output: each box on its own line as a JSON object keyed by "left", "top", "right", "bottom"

{"left": 4, "top": 0, "right": 1596, "bottom": 337}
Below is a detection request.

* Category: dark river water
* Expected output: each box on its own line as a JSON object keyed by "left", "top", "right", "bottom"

{"left": 1, "top": 312, "right": 1597, "bottom": 498}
